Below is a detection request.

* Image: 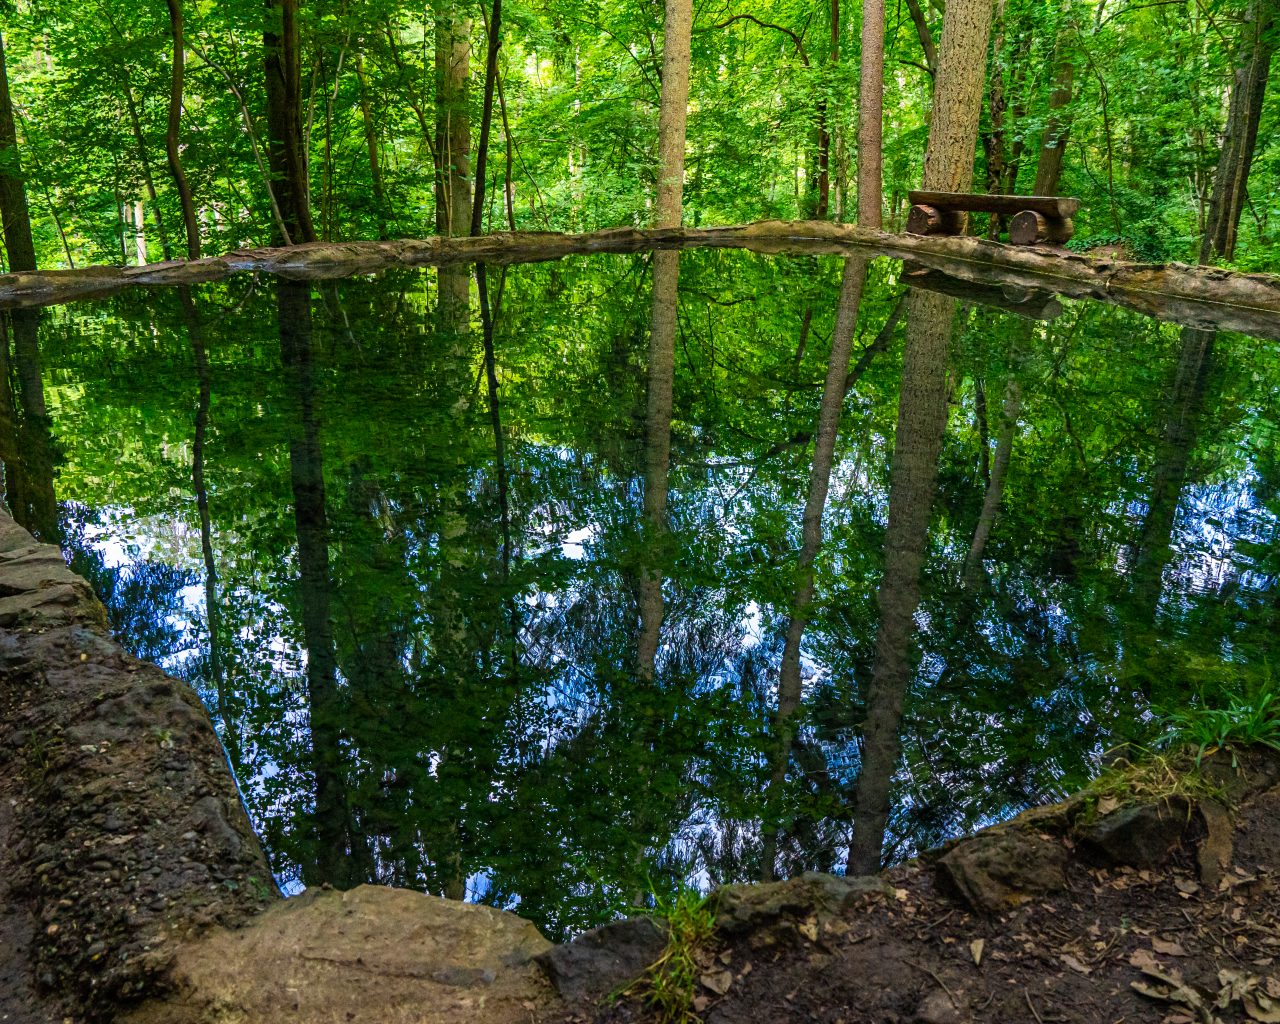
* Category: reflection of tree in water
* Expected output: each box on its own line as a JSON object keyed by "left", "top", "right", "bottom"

{"left": 18, "top": 251, "right": 1280, "bottom": 939}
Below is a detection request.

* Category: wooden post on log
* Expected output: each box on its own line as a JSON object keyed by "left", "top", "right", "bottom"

{"left": 1009, "top": 210, "right": 1074, "bottom": 245}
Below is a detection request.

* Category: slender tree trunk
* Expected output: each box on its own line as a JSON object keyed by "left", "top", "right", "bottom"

{"left": 848, "top": 0, "right": 992, "bottom": 875}
{"left": 278, "top": 279, "right": 361, "bottom": 887}
{"left": 636, "top": 0, "right": 695, "bottom": 683}
{"left": 1032, "top": 30, "right": 1075, "bottom": 196}
{"left": 471, "top": 0, "right": 502, "bottom": 236}
{"left": 760, "top": 256, "right": 870, "bottom": 881}
{"left": 121, "top": 83, "right": 173, "bottom": 262}
{"left": 264, "top": 0, "right": 317, "bottom": 244}
{"left": 434, "top": 1, "right": 472, "bottom": 237}
{"left": 905, "top": 0, "right": 938, "bottom": 74}
{"left": 166, "top": 0, "right": 201, "bottom": 259}
{"left": 354, "top": 55, "right": 389, "bottom": 240}
{"left": 0, "top": 31, "right": 37, "bottom": 273}
{"left": 8, "top": 309, "right": 58, "bottom": 542}
{"left": 1200, "top": 0, "right": 1275, "bottom": 263}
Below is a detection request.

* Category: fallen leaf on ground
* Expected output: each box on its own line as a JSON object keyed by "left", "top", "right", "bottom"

{"left": 970, "top": 939, "right": 985, "bottom": 967}
{"left": 1153, "top": 938, "right": 1189, "bottom": 957}
{"left": 700, "top": 969, "right": 733, "bottom": 996}
{"left": 1060, "top": 954, "right": 1092, "bottom": 975}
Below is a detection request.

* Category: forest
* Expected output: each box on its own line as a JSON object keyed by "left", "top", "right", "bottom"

{"left": 0, "top": 0, "right": 1275, "bottom": 271}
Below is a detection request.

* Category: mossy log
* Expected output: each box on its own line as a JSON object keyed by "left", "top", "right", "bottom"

{"left": 0, "top": 221, "right": 1277, "bottom": 340}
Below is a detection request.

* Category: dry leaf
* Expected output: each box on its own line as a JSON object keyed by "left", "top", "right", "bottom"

{"left": 893, "top": 888, "right": 909, "bottom": 902}
{"left": 1097, "top": 795, "right": 1120, "bottom": 815}
{"left": 797, "top": 917, "right": 818, "bottom": 942}
{"left": 1175, "top": 878, "right": 1201, "bottom": 896}
{"left": 1243, "top": 992, "right": 1280, "bottom": 1022}
{"left": 700, "top": 969, "right": 733, "bottom": 996}
{"left": 1153, "top": 938, "right": 1189, "bottom": 957}
{"left": 693, "top": 995, "right": 711, "bottom": 1013}
{"left": 1131, "top": 949, "right": 1164, "bottom": 972}
{"left": 970, "top": 938, "right": 985, "bottom": 967}
{"left": 1061, "top": 953, "right": 1093, "bottom": 976}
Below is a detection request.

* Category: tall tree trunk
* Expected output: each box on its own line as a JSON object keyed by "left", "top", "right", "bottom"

{"left": 636, "top": 0, "right": 694, "bottom": 683}
{"left": 470, "top": 0, "right": 502, "bottom": 236}
{"left": 760, "top": 256, "right": 870, "bottom": 881}
{"left": 848, "top": 0, "right": 992, "bottom": 875}
{"left": 962, "top": 374, "right": 1020, "bottom": 589}
{"left": 1200, "top": 0, "right": 1275, "bottom": 264}
{"left": 858, "top": 0, "right": 885, "bottom": 228}
{"left": 166, "top": 0, "right": 202, "bottom": 259}
{"left": 278, "top": 279, "right": 361, "bottom": 887}
{"left": 0, "top": 31, "right": 37, "bottom": 273}
{"left": 1032, "top": 30, "right": 1074, "bottom": 197}
{"left": 435, "top": 1, "right": 472, "bottom": 237}
{"left": 354, "top": 55, "right": 389, "bottom": 240}
{"left": 264, "top": 0, "right": 317, "bottom": 244}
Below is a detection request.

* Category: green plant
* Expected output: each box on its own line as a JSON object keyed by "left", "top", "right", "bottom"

{"left": 1082, "top": 746, "right": 1226, "bottom": 818}
{"left": 619, "top": 884, "right": 717, "bottom": 1023}
{"left": 1155, "top": 678, "right": 1280, "bottom": 766}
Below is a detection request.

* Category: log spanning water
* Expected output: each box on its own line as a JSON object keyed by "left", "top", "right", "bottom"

{"left": 0, "top": 221, "right": 1278, "bottom": 339}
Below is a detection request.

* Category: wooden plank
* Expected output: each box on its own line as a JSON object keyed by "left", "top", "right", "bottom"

{"left": 908, "top": 190, "right": 1081, "bottom": 217}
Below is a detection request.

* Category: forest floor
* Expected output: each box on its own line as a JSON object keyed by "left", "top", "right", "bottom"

{"left": 544, "top": 752, "right": 1280, "bottom": 1024}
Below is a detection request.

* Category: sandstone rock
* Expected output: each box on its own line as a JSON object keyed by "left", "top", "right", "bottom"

{"left": 714, "top": 872, "right": 892, "bottom": 935}
{"left": 937, "top": 830, "right": 1068, "bottom": 913}
{"left": 122, "top": 885, "right": 555, "bottom": 1024}
{"left": 1076, "top": 798, "right": 1192, "bottom": 869}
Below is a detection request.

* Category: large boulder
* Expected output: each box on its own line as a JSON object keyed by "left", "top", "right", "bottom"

{"left": 122, "top": 885, "right": 555, "bottom": 1024}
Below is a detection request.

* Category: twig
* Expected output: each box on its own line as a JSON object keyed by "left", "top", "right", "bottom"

{"left": 904, "top": 959, "right": 959, "bottom": 1008}
{"left": 1025, "top": 991, "right": 1046, "bottom": 1024}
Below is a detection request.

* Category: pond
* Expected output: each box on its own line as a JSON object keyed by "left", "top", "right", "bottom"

{"left": 1, "top": 248, "right": 1276, "bottom": 941}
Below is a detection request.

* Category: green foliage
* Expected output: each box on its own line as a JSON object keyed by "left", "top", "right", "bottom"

{"left": 1156, "top": 675, "right": 1280, "bottom": 765}
{"left": 620, "top": 884, "right": 717, "bottom": 1024}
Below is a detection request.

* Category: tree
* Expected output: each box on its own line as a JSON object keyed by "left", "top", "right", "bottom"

{"left": 435, "top": 0, "right": 472, "bottom": 237}
{"left": 848, "top": 0, "right": 995, "bottom": 876}
{"left": 165, "top": 0, "right": 201, "bottom": 259}
{"left": 0, "top": 26, "right": 36, "bottom": 272}
{"left": 263, "top": 0, "right": 316, "bottom": 244}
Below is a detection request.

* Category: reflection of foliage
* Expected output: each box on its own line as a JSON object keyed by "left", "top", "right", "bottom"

{"left": 17, "top": 251, "right": 1280, "bottom": 938}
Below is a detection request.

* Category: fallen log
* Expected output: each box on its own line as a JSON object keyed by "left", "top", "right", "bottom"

{"left": 0, "top": 222, "right": 1277, "bottom": 341}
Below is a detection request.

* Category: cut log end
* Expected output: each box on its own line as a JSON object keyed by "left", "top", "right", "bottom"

{"left": 1010, "top": 210, "right": 1074, "bottom": 246}
{"left": 907, "top": 204, "right": 966, "bottom": 237}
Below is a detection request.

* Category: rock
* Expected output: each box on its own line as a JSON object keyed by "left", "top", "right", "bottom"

{"left": 536, "top": 915, "right": 667, "bottom": 1003}
{"left": 715, "top": 872, "right": 892, "bottom": 935}
{"left": 937, "top": 830, "right": 1068, "bottom": 913}
{"left": 121, "top": 885, "right": 555, "bottom": 1024}
{"left": 915, "top": 988, "right": 964, "bottom": 1024}
{"left": 1076, "top": 798, "right": 1192, "bottom": 869}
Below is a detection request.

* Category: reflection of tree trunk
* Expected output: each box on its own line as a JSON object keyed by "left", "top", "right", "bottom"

{"left": 1200, "top": 0, "right": 1274, "bottom": 264}
{"left": 0, "top": 30, "right": 37, "bottom": 273}
{"left": 1129, "top": 328, "right": 1215, "bottom": 670}
{"left": 278, "top": 280, "right": 362, "bottom": 887}
{"left": 181, "top": 288, "right": 241, "bottom": 772}
{"left": 636, "top": 250, "right": 679, "bottom": 683}
{"left": 761, "top": 256, "right": 870, "bottom": 881}
{"left": 849, "top": 289, "right": 955, "bottom": 875}
{"left": 7, "top": 310, "right": 59, "bottom": 543}
{"left": 962, "top": 343, "right": 1024, "bottom": 590}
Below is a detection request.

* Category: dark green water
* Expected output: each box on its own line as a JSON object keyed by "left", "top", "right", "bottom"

{"left": 1, "top": 250, "right": 1276, "bottom": 939}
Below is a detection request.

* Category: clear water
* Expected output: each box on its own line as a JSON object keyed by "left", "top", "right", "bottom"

{"left": 1, "top": 249, "right": 1276, "bottom": 940}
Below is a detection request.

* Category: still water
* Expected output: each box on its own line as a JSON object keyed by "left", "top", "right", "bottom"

{"left": 1, "top": 250, "right": 1275, "bottom": 939}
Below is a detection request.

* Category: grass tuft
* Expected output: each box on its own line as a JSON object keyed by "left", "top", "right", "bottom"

{"left": 619, "top": 885, "right": 717, "bottom": 1023}
{"left": 1155, "top": 677, "right": 1280, "bottom": 766}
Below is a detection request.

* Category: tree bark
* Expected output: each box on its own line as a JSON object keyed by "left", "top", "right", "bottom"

{"left": 858, "top": 0, "right": 886, "bottom": 228}
{"left": 1200, "top": 0, "right": 1275, "bottom": 264}
{"left": 921, "top": 0, "right": 997, "bottom": 195}
{"left": 0, "top": 31, "right": 36, "bottom": 273}
{"left": 165, "top": 0, "right": 201, "bottom": 259}
{"left": 962, "top": 372, "right": 1021, "bottom": 589}
{"left": 435, "top": 1, "right": 472, "bottom": 237}
{"left": 264, "top": 0, "right": 317, "bottom": 244}
{"left": 1032, "top": 30, "right": 1075, "bottom": 197}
